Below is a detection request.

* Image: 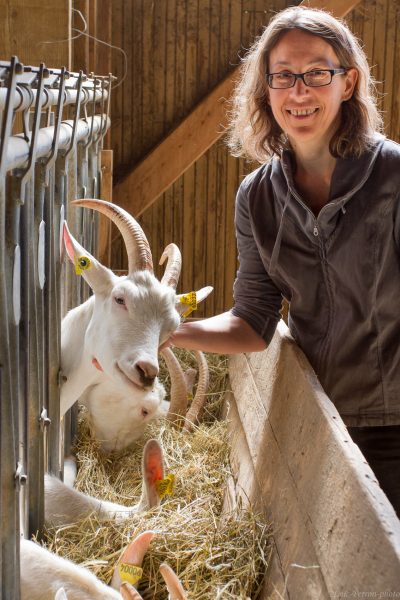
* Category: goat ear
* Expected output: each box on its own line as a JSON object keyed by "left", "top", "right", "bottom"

{"left": 142, "top": 438, "right": 165, "bottom": 508}
{"left": 159, "top": 563, "right": 188, "bottom": 599}
{"left": 111, "top": 531, "right": 154, "bottom": 590}
{"left": 175, "top": 286, "right": 213, "bottom": 316}
{"left": 63, "top": 221, "right": 116, "bottom": 295}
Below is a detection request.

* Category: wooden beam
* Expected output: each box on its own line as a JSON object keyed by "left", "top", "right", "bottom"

{"left": 113, "top": 72, "right": 236, "bottom": 217}
{"left": 114, "top": 0, "right": 362, "bottom": 217}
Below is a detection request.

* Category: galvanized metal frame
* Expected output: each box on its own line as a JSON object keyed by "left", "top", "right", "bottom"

{"left": 0, "top": 57, "right": 112, "bottom": 600}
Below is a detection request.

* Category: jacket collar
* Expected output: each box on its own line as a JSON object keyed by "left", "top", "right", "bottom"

{"left": 277, "top": 133, "right": 385, "bottom": 213}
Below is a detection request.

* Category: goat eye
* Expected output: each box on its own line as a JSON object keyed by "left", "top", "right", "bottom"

{"left": 114, "top": 296, "right": 125, "bottom": 306}
{"left": 141, "top": 408, "right": 149, "bottom": 417}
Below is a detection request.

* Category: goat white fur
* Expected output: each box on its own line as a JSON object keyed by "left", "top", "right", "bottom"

{"left": 60, "top": 199, "right": 212, "bottom": 448}
{"left": 45, "top": 438, "right": 164, "bottom": 526}
{"left": 21, "top": 531, "right": 157, "bottom": 600}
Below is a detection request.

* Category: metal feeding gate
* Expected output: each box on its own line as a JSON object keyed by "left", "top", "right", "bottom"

{"left": 0, "top": 56, "right": 112, "bottom": 599}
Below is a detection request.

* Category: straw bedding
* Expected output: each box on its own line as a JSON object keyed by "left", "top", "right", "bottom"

{"left": 44, "top": 351, "right": 272, "bottom": 599}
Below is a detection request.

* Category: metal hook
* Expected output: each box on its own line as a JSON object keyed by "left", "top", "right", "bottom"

{"left": 0, "top": 56, "right": 23, "bottom": 178}
{"left": 19, "top": 63, "right": 47, "bottom": 204}
{"left": 63, "top": 70, "right": 84, "bottom": 160}
{"left": 42, "top": 67, "right": 67, "bottom": 186}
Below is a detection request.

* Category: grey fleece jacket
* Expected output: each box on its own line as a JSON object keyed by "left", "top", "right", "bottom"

{"left": 231, "top": 135, "right": 400, "bottom": 426}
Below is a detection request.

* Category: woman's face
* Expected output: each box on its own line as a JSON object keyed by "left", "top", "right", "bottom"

{"left": 268, "top": 29, "right": 357, "bottom": 152}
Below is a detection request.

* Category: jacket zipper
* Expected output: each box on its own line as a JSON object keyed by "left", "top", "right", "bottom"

{"left": 288, "top": 188, "right": 335, "bottom": 374}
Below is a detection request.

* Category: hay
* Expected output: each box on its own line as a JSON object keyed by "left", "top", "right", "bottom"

{"left": 44, "top": 352, "right": 272, "bottom": 599}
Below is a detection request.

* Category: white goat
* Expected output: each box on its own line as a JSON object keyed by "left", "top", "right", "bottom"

{"left": 61, "top": 199, "right": 212, "bottom": 442}
{"left": 22, "top": 530, "right": 187, "bottom": 600}
{"left": 45, "top": 438, "right": 165, "bottom": 526}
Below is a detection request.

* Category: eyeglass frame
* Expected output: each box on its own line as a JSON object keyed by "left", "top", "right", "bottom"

{"left": 266, "top": 68, "right": 349, "bottom": 89}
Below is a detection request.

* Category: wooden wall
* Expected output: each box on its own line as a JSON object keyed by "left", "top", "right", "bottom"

{"left": 107, "top": 0, "right": 293, "bottom": 317}
{"left": 0, "top": 0, "right": 70, "bottom": 67}
{"left": 1, "top": 1, "right": 399, "bottom": 316}
{"left": 101, "top": 0, "right": 400, "bottom": 318}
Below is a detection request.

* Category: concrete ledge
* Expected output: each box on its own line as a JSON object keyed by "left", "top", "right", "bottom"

{"left": 227, "top": 320, "right": 400, "bottom": 599}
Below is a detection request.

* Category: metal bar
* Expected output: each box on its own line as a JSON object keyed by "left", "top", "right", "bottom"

{"left": 0, "top": 86, "right": 107, "bottom": 113}
{"left": 4, "top": 115, "right": 110, "bottom": 172}
{"left": 0, "top": 57, "right": 21, "bottom": 600}
{"left": 1, "top": 175, "right": 20, "bottom": 600}
{"left": 63, "top": 72, "right": 84, "bottom": 160}
{"left": 46, "top": 161, "right": 62, "bottom": 477}
{"left": 19, "top": 64, "right": 46, "bottom": 204}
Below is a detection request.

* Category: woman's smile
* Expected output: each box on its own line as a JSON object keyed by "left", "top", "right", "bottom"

{"left": 268, "top": 29, "right": 356, "bottom": 151}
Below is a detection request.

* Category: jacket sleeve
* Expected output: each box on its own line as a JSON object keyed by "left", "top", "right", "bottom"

{"left": 231, "top": 181, "right": 283, "bottom": 345}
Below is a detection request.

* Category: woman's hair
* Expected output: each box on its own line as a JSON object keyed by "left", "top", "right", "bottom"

{"left": 227, "top": 6, "right": 383, "bottom": 162}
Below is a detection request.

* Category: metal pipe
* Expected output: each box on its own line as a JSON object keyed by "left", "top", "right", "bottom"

{"left": 3, "top": 115, "right": 110, "bottom": 172}
{"left": 0, "top": 86, "right": 108, "bottom": 113}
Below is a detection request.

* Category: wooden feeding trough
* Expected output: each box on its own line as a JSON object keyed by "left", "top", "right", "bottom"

{"left": 225, "top": 321, "right": 400, "bottom": 598}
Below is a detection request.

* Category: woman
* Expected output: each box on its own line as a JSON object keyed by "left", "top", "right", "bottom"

{"left": 163, "top": 7, "right": 400, "bottom": 514}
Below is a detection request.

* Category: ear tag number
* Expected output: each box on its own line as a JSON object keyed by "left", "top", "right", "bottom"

{"left": 118, "top": 563, "right": 143, "bottom": 586}
{"left": 75, "top": 255, "right": 91, "bottom": 275}
{"left": 180, "top": 291, "right": 197, "bottom": 318}
{"left": 155, "top": 473, "right": 175, "bottom": 498}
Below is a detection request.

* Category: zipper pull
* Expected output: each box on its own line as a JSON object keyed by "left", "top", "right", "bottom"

{"left": 313, "top": 225, "right": 319, "bottom": 237}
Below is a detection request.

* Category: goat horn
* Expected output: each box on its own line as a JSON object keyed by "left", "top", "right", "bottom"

{"left": 183, "top": 351, "right": 209, "bottom": 433}
{"left": 160, "top": 347, "right": 188, "bottom": 426}
{"left": 159, "top": 243, "right": 182, "bottom": 289}
{"left": 71, "top": 199, "right": 153, "bottom": 273}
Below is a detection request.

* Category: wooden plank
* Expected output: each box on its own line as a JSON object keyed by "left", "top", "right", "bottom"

{"left": 140, "top": 0, "right": 166, "bottom": 151}
{"left": 382, "top": 0, "right": 396, "bottom": 139}
{"left": 164, "top": 0, "right": 177, "bottom": 127}
{"left": 182, "top": 167, "right": 195, "bottom": 297}
{"left": 214, "top": 145, "right": 227, "bottom": 315}
{"left": 131, "top": 0, "right": 144, "bottom": 163}
{"left": 72, "top": 0, "right": 90, "bottom": 72}
{"left": 205, "top": 146, "right": 217, "bottom": 316}
{"left": 197, "top": 0, "right": 211, "bottom": 97}
{"left": 109, "top": 0, "right": 123, "bottom": 177}
{"left": 98, "top": 150, "right": 113, "bottom": 267}
{"left": 302, "top": 0, "right": 362, "bottom": 16}
{"left": 88, "top": 0, "right": 97, "bottom": 74}
{"left": 229, "top": 322, "right": 400, "bottom": 596}
{"left": 193, "top": 155, "right": 207, "bottom": 315}
{"left": 224, "top": 152, "right": 239, "bottom": 313}
{"left": 226, "top": 378, "right": 330, "bottom": 599}
{"left": 113, "top": 0, "right": 363, "bottom": 219}
{"left": 390, "top": 0, "right": 400, "bottom": 142}
{"left": 121, "top": 0, "right": 134, "bottom": 168}
{"left": 0, "top": 0, "right": 70, "bottom": 68}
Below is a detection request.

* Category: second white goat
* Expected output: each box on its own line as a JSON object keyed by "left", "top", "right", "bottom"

{"left": 61, "top": 199, "right": 212, "bottom": 444}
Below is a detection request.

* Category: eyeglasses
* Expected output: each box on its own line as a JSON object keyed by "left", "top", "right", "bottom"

{"left": 266, "top": 68, "right": 348, "bottom": 89}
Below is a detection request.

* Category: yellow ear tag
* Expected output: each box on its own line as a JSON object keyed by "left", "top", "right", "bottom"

{"left": 75, "top": 255, "right": 91, "bottom": 276}
{"left": 155, "top": 473, "right": 175, "bottom": 499}
{"left": 180, "top": 291, "right": 197, "bottom": 318}
{"left": 187, "top": 392, "right": 194, "bottom": 404}
{"left": 118, "top": 563, "right": 143, "bottom": 586}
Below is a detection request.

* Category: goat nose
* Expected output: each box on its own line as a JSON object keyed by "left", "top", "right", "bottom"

{"left": 136, "top": 361, "right": 158, "bottom": 386}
